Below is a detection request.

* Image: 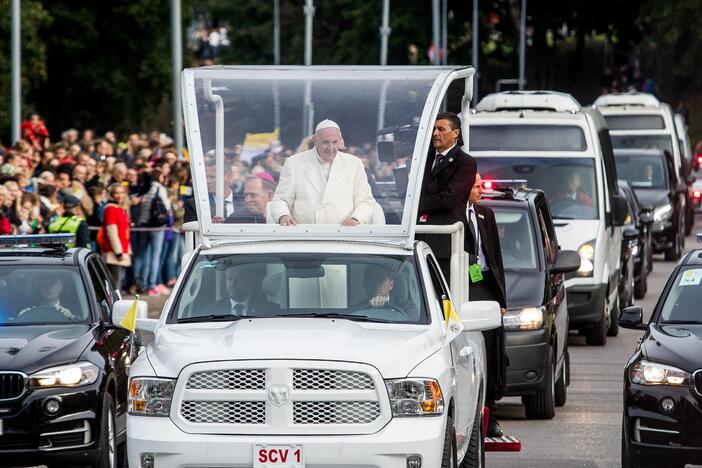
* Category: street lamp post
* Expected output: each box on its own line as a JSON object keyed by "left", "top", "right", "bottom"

{"left": 472, "top": 0, "right": 479, "bottom": 104}
{"left": 432, "top": 0, "right": 440, "bottom": 65}
{"left": 171, "top": 0, "right": 183, "bottom": 158}
{"left": 11, "top": 0, "right": 21, "bottom": 144}
{"left": 518, "top": 0, "right": 526, "bottom": 90}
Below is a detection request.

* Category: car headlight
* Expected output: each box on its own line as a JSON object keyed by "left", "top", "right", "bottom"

{"left": 653, "top": 204, "right": 673, "bottom": 223}
{"left": 385, "top": 379, "right": 444, "bottom": 416}
{"left": 576, "top": 240, "right": 595, "bottom": 277}
{"left": 629, "top": 360, "right": 690, "bottom": 386}
{"left": 128, "top": 377, "right": 175, "bottom": 416}
{"left": 503, "top": 306, "right": 544, "bottom": 331}
{"left": 29, "top": 362, "right": 99, "bottom": 389}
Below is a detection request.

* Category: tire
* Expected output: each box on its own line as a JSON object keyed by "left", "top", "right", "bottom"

{"left": 524, "top": 350, "right": 556, "bottom": 419}
{"left": 460, "top": 402, "right": 485, "bottom": 468}
{"left": 97, "top": 393, "right": 119, "bottom": 468}
{"left": 634, "top": 269, "right": 647, "bottom": 299}
{"left": 607, "top": 297, "right": 620, "bottom": 337}
{"left": 685, "top": 205, "right": 693, "bottom": 236}
{"left": 555, "top": 349, "right": 568, "bottom": 407}
{"left": 441, "top": 414, "right": 458, "bottom": 468}
{"left": 665, "top": 220, "right": 683, "bottom": 261}
{"left": 585, "top": 301, "right": 608, "bottom": 346}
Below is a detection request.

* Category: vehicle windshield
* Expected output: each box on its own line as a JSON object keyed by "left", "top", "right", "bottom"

{"left": 491, "top": 207, "right": 538, "bottom": 270}
{"left": 170, "top": 253, "right": 427, "bottom": 324}
{"left": 469, "top": 125, "right": 587, "bottom": 152}
{"left": 615, "top": 153, "right": 668, "bottom": 190}
{"left": 611, "top": 134, "right": 674, "bottom": 153}
{"left": 477, "top": 157, "right": 599, "bottom": 220}
{"left": 187, "top": 68, "right": 447, "bottom": 230}
{"left": 659, "top": 267, "right": 702, "bottom": 322}
{"left": 0, "top": 267, "right": 90, "bottom": 324}
{"left": 605, "top": 115, "right": 665, "bottom": 130}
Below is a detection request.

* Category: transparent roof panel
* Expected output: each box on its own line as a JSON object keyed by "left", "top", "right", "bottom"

{"left": 183, "top": 66, "right": 473, "bottom": 241}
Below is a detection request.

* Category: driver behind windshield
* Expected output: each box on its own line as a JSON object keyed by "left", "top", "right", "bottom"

{"left": 212, "top": 264, "right": 279, "bottom": 317}
{"left": 559, "top": 173, "right": 592, "bottom": 207}
{"left": 17, "top": 277, "right": 78, "bottom": 321}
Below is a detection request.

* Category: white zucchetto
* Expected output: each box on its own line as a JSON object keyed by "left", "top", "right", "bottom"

{"left": 315, "top": 119, "right": 341, "bottom": 133}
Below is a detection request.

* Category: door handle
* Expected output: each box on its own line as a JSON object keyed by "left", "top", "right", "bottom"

{"left": 460, "top": 346, "right": 474, "bottom": 358}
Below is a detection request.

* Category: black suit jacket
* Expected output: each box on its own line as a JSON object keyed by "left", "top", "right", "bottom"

{"left": 465, "top": 204, "right": 507, "bottom": 308}
{"left": 417, "top": 145, "right": 477, "bottom": 259}
{"left": 183, "top": 194, "right": 214, "bottom": 224}
{"left": 212, "top": 296, "right": 281, "bottom": 317}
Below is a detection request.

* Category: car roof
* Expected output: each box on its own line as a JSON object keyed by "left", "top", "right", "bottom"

{"left": 682, "top": 249, "right": 702, "bottom": 266}
{"left": 593, "top": 92, "right": 661, "bottom": 108}
{"left": 480, "top": 187, "right": 543, "bottom": 205}
{"left": 0, "top": 246, "right": 86, "bottom": 266}
{"left": 476, "top": 90, "right": 581, "bottom": 112}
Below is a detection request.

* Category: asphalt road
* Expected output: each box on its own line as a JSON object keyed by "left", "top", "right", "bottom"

{"left": 487, "top": 222, "right": 702, "bottom": 468}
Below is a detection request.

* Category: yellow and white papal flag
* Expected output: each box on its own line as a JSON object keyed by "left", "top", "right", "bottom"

{"left": 443, "top": 299, "right": 464, "bottom": 344}
{"left": 119, "top": 298, "right": 138, "bottom": 332}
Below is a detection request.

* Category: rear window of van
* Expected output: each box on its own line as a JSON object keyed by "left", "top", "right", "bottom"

{"left": 605, "top": 114, "right": 665, "bottom": 130}
{"left": 469, "top": 125, "right": 587, "bottom": 151}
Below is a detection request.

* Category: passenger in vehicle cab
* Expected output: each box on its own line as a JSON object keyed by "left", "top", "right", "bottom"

{"left": 559, "top": 173, "right": 593, "bottom": 207}
{"left": 225, "top": 173, "right": 276, "bottom": 224}
{"left": 17, "top": 277, "right": 78, "bottom": 321}
{"left": 353, "top": 265, "right": 417, "bottom": 321}
{"left": 184, "top": 157, "right": 237, "bottom": 223}
{"left": 416, "top": 112, "right": 477, "bottom": 282}
{"left": 466, "top": 173, "right": 507, "bottom": 438}
{"left": 269, "top": 119, "right": 378, "bottom": 226}
{"left": 212, "top": 264, "right": 280, "bottom": 317}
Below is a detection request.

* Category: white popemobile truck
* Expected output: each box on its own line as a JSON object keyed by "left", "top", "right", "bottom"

{"left": 110, "top": 66, "right": 521, "bottom": 468}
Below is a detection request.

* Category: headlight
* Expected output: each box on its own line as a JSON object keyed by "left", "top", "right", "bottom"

{"left": 128, "top": 377, "right": 175, "bottom": 416}
{"left": 576, "top": 240, "right": 595, "bottom": 277}
{"left": 29, "top": 362, "right": 99, "bottom": 389}
{"left": 653, "top": 204, "right": 673, "bottom": 222}
{"left": 385, "top": 379, "right": 444, "bottom": 416}
{"left": 503, "top": 307, "right": 544, "bottom": 331}
{"left": 629, "top": 360, "right": 690, "bottom": 386}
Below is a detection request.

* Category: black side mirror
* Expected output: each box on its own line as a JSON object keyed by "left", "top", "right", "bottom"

{"left": 611, "top": 195, "right": 628, "bottom": 226}
{"left": 550, "top": 250, "right": 581, "bottom": 275}
{"left": 623, "top": 227, "right": 639, "bottom": 241}
{"left": 677, "top": 183, "right": 689, "bottom": 195}
{"left": 619, "top": 306, "right": 646, "bottom": 330}
{"left": 639, "top": 211, "right": 653, "bottom": 225}
{"left": 377, "top": 141, "right": 397, "bottom": 163}
{"left": 687, "top": 175, "right": 697, "bottom": 185}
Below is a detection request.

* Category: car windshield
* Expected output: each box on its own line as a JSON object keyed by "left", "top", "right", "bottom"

{"left": 170, "top": 253, "right": 427, "bottom": 324}
{"left": 611, "top": 134, "right": 674, "bottom": 153}
{"left": 0, "top": 267, "right": 90, "bottom": 324}
{"left": 469, "top": 125, "right": 587, "bottom": 152}
{"left": 492, "top": 207, "right": 538, "bottom": 270}
{"left": 477, "top": 157, "right": 599, "bottom": 220}
{"left": 615, "top": 153, "right": 668, "bottom": 189}
{"left": 659, "top": 267, "right": 702, "bottom": 322}
{"left": 605, "top": 115, "right": 665, "bottom": 130}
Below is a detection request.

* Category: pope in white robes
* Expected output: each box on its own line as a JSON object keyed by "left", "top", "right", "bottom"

{"left": 269, "top": 119, "right": 378, "bottom": 225}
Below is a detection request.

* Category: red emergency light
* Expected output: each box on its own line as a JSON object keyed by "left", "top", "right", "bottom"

{"left": 483, "top": 180, "right": 494, "bottom": 190}
{"left": 697, "top": 155, "right": 702, "bottom": 164}
{"left": 694, "top": 191, "right": 701, "bottom": 199}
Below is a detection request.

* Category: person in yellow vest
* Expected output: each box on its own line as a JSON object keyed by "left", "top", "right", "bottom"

{"left": 48, "top": 192, "right": 90, "bottom": 248}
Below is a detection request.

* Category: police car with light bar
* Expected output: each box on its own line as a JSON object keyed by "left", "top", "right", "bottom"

{"left": 480, "top": 180, "right": 580, "bottom": 419}
{"left": 0, "top": 234, "right": 141, "bottom": 467}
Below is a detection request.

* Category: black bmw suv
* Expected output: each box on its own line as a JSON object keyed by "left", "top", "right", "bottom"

{"left": 481, "top": 181, "right": 580, "bottom": 419}
{"left": 0, "top": 235, "right": 134, "bottom": 467}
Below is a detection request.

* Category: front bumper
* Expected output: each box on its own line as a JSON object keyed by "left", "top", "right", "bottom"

{"left": 623, "top": 381, "right": 702, "bottom": 466}
{"left": 0, "top": 381, "right": 102, "bottom": 466}
{"left": 504, "top": 328, "right": 548, "bottom": 396}
{"left": 128, "top": 415, "right": 448, "bottom": 468}
{"left": 566, "top": 283, "right": 607, "bottom": 327}
{"left": 651, "top": 221, "right": 675, "bottom": 252}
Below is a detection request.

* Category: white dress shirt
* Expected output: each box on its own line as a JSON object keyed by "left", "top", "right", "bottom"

{"left": 432, "top": 143, "right": 457, "bottom": 169}
{"left": 315, "top": 149, "right": 332, "bottom": 181}
{"left": 467, "top": 204, "right": 487, "bottom": 271}
{"left": 229, "top": 297, "right": 250, "bottom": 316}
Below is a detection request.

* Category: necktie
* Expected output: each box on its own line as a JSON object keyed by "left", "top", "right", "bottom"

{"left": 431, "top": 153, "right": 445, "bottom": 175}
{"left": 232, "top": 303, "right": 244, "bottom": 316}
{"left": 468, "top": 208, "right": 479, "bottom": 260}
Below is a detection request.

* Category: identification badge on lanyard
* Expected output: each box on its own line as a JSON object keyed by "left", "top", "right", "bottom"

{"left": 469, "top": 263, "right": 483, "bottom": 283}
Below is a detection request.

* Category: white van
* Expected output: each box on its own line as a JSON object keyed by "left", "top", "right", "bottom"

{"left": 119, "top": 66, "right": 505, "bottom": 468}
{"left": 468, "top": 91, "right": 628, "bottom": 346}
{"left": 594, "top": 92, "right": 693, "bottom": 236}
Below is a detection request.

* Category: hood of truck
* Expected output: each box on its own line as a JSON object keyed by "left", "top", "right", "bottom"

{"left": 147, "top": 318, "right": 443, "bottom": 379}
{"left": 552, "top": 219, "right": 600, "bottom": 251}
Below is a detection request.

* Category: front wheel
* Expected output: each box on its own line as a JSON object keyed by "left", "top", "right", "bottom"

{"left": 634, "top": 268, "right": 648, "bottom": 299}
{"left": 607, "top": 297, "right": 620, "bottom": 337}
{"left": 97, "top": 393, "right": 120, "bottom": 468}
{"left": 460, "top": 403, "right": 485, "bottom": 468}
{"left": 585, "top": 300, "right": 608, "bottom": 346}
{"left": 523, "top": 350, "right": 556, "bottom": 419}
{"left": 555, "top": 349, "right": 568, "bottom": 407}
{"left": 441, "top": 415, "right": 458, "bottom": 468}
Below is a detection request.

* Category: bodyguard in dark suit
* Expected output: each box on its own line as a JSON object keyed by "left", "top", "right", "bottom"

{"left": 210, "top": 264, "right": 280, "bottom": 317}
{"left": 416, "top": 112, "right": 477, "bottom": 281}
{"left": 466, "top": 173, "right": 507, "bottom": 437}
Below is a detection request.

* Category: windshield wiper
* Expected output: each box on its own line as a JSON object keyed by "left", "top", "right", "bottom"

{"left": 552, "top": 216, "right": 575, "bottom": 220}
{"left": 273, "top": 312, "right": 392, "bottom": 323}
{"left": 177, "top": 314, "right": 260, "bottom": 323}
{"left": 660, "top": 320, "right": 702, "bottom": 325}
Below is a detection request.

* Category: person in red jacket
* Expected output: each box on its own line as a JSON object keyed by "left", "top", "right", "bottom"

{"left": 20, "top": 112, "right": 50, "bottom": 151}
{"left": 98, "top": 184, "right": 131, "bottom": 288}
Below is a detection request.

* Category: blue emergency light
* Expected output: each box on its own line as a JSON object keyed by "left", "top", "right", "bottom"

{"left": 0, "top": 233, "right": 75, "bottom": 247}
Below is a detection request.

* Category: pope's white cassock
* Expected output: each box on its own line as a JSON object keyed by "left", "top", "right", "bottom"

{"left": 269, "top": 143, "right": 377, "bottom": 225}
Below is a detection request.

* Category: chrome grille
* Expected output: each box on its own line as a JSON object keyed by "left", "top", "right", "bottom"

{"left": 180, "top": 401, "right": 265, "bottom": 424}
{"left": 293, "top": 369, "right": 374, "bottom": 390}
{"left": 0, "top": 372, "right": 25, "bottom": 400}
{"left": 186, "top": 369, "right": 265, "bottom": 390}
{"left": 293, "top": 401, "right": 381, "bottom": 424}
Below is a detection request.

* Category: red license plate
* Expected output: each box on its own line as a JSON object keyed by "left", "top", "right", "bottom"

{"left": 253, "top": 445, "right": 304, "bottom": 467}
